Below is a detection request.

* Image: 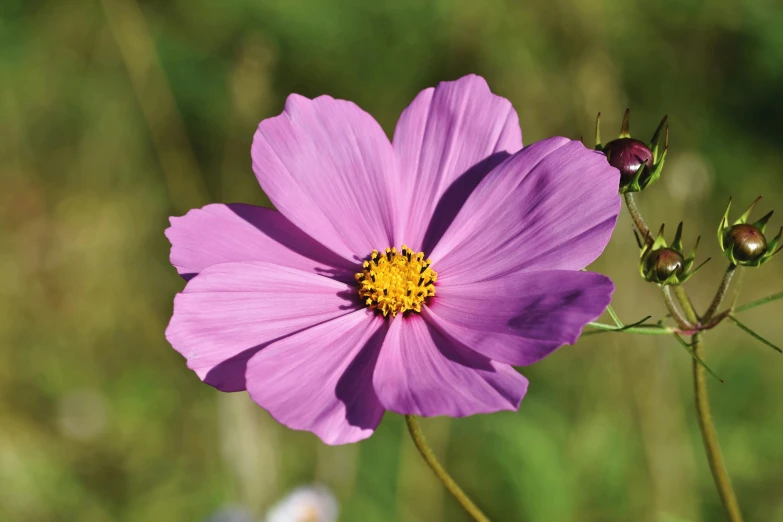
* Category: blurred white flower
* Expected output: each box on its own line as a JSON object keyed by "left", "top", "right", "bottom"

{"left": 264, "top": 485, "right": 338, "bottom": 522}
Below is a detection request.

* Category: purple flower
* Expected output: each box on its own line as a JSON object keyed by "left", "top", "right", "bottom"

{"left": 165, "top": 75, "right": 621, "bottom": 445}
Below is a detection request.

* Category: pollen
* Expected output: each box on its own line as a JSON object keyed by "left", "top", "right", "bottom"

{"left": 355, "top": 245, "right": 437, "bottom": 317}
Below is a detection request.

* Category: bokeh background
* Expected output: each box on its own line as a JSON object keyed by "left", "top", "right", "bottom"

{"left": 2, "top": 0, "right": 783, "bottom": 520}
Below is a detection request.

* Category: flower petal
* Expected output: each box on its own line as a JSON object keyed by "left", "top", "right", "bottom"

{"left": 247, "top": 309, "right": 387, "bottom": 445}
{"left": 430, "top": 137, "right": 621, "bottom": 285}
{"left": 165, "top": 262, "right": 357, "bottom": 392}
{"left": 393, "top": 74, "right": 522, "bottom": 253}
{"left": 424, "top": 270, "right": 614, "bottom": 366}
{"left": 372, "top": 314, "right": 528, "bottom": 417}
{"left": 166, "top": 203, "right": 356, "bottom": 281}
{"left": 252, "top": 94, "right": 400, "bottom": 261}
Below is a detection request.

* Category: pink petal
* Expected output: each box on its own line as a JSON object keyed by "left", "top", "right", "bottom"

{"left": 424, "top": 270, "right": 614, "bottom": 366}
{"left": 372, "top": 314, "right": 528, "bottom": 417}
{"left": 429, "top": 137, "right": 621, "bottom": 284}
{"left": 165, "top": 262, "right": 357, "bottom": 392}
{"left": 393, "top": 74, "right": 522, "bottom": 253}
{"left": 166, "top": 203, "right": 357, "bottom": 280}
{"left": 246, "top": 309, "right": 386, "bottom": 445}
{"left": 252, "top": 95, "right": 401, "bottom": 261}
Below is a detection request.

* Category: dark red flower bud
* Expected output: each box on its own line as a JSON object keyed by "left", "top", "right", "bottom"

{"left": 603, "top": 138, "right": 653, "bottom": 179}
{"left": 727, "top": 224, "right": 767, "bottom": 263}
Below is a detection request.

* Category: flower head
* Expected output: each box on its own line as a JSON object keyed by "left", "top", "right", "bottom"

{"left": 165, "top": 75, "right": 621, "bottom": 444}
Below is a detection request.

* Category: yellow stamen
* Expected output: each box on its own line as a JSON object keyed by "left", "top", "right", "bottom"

{"left": 355, "top": 245, "right": 437, "bottom": 317}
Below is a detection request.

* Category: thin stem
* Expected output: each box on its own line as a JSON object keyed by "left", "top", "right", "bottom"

{"left": 624, "top": 192, "right": 651, "bottom": 239}
{"left": 704, "top": 264, "right": 737, "bottom": 321}
{"left": 727, "top": 315, "right": 782, "bottom": 354}
{"left": 672, "top": 285, "right": 699, "bottom": 324}
{"left": 606, "top": 303, "right": 624, "bottom": 327}
{"left": 691, "top": 334, "right": 744, "bottom": 521}
{"left": 735, "top": 290, "right": 783, "bottom": 314}
{"left": 673, "top": 333, "right": 723, "bottom": 383}
{"left": 672, "top": 291, "right": 744, "bottom": 522}
{"left": 405, "top": 415, "right": 490, "bottom": 522}
{"left": 662, "top": 286, "right": 694, "bottom": 330}
{"left": 583, "top": 323, "right": 674, "bottom": 336}
{"left": 729, "top": 265, "right": 745, "bottom": 311}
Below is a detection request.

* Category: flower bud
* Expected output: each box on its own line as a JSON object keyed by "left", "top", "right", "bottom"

{"left": 726, "top": 224, "right": 767, "bottom": 263}
{"left": 644, "top": 247, "right": 685, "bottom": 282}
{"left": 604, "top": 138, "right": 653, "bottom": 180}
{"left": 639, "top": 223, "right": 706, "bottom": 285}
{"left": 718, "top": 197, "right": 781, "bottom": 267}
{"left": 594, "top": 109, "right": 667, "bottom": 193}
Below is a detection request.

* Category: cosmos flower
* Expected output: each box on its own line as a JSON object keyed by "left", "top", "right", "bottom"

{"left": 165, "top": 74, "right": 621, "bottom": 444}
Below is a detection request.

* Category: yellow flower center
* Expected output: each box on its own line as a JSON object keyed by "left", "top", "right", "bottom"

{"left": 355, "top": 245, "right": 437, "bottom": 317}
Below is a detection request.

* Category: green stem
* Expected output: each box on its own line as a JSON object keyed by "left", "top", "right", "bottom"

{"left": 583, "top": 323, "right": 674, "bottom": 336}
{"left": 405, "top": 415, "right": 490, "bottom": 522}
{"left": 729, "top": 265, "right": 745, "bottom": 311}
{"left": 672, "top": 285, "right": 701, "bottom": 327}
{"left": 624, "top": 192, "right": 651, "bottom": 240}
{"left": 662, "top": 286, "right": 694, "bottom": 329}
{"left": 691, "top": 334, "right": 744, "bottom": 521}
{"left": 704, "top": 264, "right": 737, "bottom": 321}
{"left": 672, "top": 290, "right": 744, "bottom": 522}
{"left": 606, "top": 303, "right": 624, "bottom": 327}
{"left": 735, "top": 290, "right": 783, "bottom": 314}
{"left": 727, "top": 315, "right": 782, "bottom": 353}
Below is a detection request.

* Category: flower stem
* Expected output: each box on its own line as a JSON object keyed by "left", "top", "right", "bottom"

{"left": 691, "top": 334, "right": 744, "bottom": 521}
{"left": 672, "top": 285, "right": 698, "bottom": 323}
{"left": 662, "top": 286, "right": 694, "bottom": 329}
{"left": 671, "top": 289, "right": 744, "bottom": 522}
{"left": 624, "top": 192, "right": 651, "bottom": 240}
{"left": 404, "top": 415, "right": 490, "bottom": 522}
{"left": 704, "top": 264, "right": 737, "bottom": 321}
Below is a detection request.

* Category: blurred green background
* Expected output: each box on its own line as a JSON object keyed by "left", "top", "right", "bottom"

{"left": 2, "top": 0, "right": 783, "bottom": 520}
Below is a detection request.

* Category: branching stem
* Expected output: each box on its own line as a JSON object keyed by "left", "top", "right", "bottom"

{"left": 622, "top": 191, "right": 744, "bottom": 521}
